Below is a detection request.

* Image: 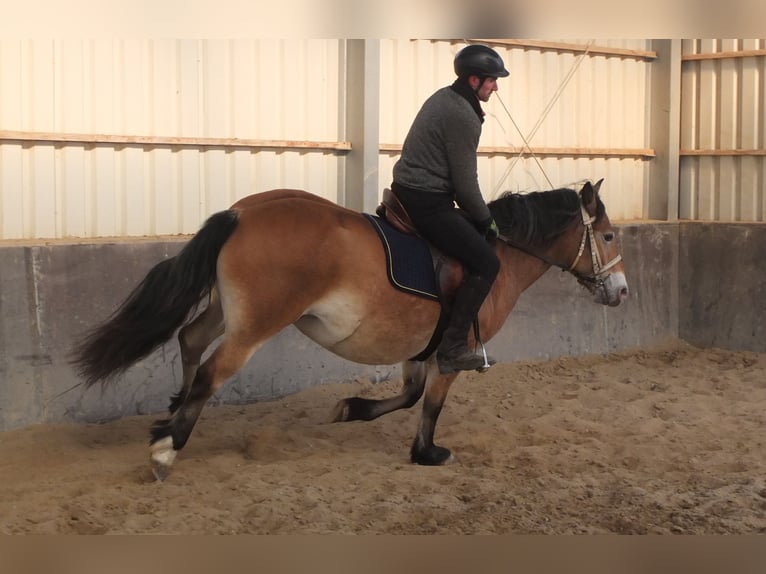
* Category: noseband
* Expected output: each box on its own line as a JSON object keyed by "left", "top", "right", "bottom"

{"left": 497, "top": 199, "right": 621, "bottom": 290}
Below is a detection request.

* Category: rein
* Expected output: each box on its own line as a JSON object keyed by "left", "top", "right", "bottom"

{"left": 496, "top": 200, "right": 622, "bottom": 289}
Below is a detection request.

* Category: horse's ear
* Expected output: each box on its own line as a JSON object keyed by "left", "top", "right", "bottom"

{"left": 580, "top": 178, "right": 604, "bottom": 211}
{"left": 593, "top": 178, "right": 604, "bottom": 194}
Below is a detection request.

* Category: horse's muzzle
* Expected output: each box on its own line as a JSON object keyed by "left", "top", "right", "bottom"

{"left": 598, "top": 271, "right": 629, "bottom": 307}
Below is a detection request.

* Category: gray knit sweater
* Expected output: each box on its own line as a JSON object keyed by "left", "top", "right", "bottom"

{"left": 392, "top": 85, "right": 491, "bottom": 224}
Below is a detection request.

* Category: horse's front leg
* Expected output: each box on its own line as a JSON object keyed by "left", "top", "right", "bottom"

{"left": 331, "top": 360, "right": 427, "bottom": 422}
{"left": 410, "top": 363, "right": 460, "bottom": 465}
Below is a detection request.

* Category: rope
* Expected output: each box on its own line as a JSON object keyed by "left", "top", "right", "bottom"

{"left": 489, "top": 40, "right": 595, "bottom": 198}
{"left": 495, "top": 96, "right": 554, "bottom": 190}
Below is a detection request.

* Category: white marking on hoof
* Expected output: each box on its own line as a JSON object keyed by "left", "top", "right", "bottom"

{"left": 330, "top": 400, "right": 350, "bottom": 423}
{"left": 150, "top": 436, "right": 177, "bottom": 481}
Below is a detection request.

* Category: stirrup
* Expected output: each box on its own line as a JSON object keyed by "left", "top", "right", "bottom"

{"left": 476, "top": 340, "right": 495, "bottom": 372}
{"left": 437, "top": 348, "right": 496, "bottom": 374}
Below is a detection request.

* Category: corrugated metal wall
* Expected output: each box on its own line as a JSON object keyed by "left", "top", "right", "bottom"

{"left": 0, "top": 39, "right": 343, "bottom": 239}
{"left": 2, "top": 38, "right": 764, "bottom": 239}
{"left": 378, "top": 39, "right": 654, "bottom": 222}
{"left": 680, "top": 39, "right": 766, "bottom": 222}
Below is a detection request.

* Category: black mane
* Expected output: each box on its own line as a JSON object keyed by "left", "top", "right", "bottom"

{"left": 488, "top": 187, "right": 604, "bottom": 248}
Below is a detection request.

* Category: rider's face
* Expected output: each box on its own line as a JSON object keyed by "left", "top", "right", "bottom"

{"left": 478, "top": 77, "right": 499, "bottom": 102}
{"left": 472, "top": 76, "right": 499, "bottom": 102}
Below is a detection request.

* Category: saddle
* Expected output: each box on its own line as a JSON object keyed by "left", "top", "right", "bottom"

{"left": 375, "top": 188, "right": 419, "bottom": 236}
{"left": 375, "top": 188, "right": 465, "bottom": 302}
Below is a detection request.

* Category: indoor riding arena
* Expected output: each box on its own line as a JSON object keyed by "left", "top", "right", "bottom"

{"left": 1, "top": 39, "right": 764, "bottom": 534}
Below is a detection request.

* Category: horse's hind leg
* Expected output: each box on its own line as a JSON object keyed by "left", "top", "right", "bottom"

{"left": 410, "top": 366, "right": 460, "bottom": 465}
{"left": 330, "top": 360, "right": 427, "bottom": 422}
{"left": 149, "top": 333, "right": 258, "bottom": 480}
{"left": 171, "top": 289, "right": 224, "bottom": 414}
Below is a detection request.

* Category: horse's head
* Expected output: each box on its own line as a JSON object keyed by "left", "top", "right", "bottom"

{"left": 567, "top": 179, "right": 629, "bottom": 307}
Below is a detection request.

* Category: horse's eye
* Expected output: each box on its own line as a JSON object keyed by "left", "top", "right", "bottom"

{"left": 602, "top": 232, "right": 615, "bottom": 243}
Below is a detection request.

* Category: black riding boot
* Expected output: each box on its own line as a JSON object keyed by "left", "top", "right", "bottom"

{"left": 437, "top": 275, "right": 496, "bottom": 374}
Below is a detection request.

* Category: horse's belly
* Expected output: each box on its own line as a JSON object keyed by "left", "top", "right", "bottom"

{"left": 294, "top": 290, "right": 436, "bottom": 365}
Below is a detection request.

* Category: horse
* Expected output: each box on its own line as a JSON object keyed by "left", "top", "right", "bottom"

{"left": 71, "top": 179, "right": 629, "bottom": 480}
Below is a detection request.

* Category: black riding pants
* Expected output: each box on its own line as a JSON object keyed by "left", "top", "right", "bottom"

{"left": 392, "top": 183, "right": 500, "bottom": 281}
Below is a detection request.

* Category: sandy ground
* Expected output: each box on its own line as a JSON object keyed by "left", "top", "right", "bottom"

{"left": 1, "top": 341, "right": 765, "bottom": 534}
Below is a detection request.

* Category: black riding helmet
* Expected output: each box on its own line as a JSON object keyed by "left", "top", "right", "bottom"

{"left": 454, "top": 44, "right": 510, "bottom": 79}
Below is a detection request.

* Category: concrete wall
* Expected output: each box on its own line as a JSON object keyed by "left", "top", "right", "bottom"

{"left": 1, "top": 222, "right": 762, "bottom": 431}
{"left": 679, "top": 223, "right": 766, "bottom": 352}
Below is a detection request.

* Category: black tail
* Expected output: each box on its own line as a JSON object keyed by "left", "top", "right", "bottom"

{"left": 70, "top": 209, "right": 240, "bottom": 387}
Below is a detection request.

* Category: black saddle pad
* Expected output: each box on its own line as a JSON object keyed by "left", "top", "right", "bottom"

{"left": 363, "top": 213, "right": 439, "bottom": 301}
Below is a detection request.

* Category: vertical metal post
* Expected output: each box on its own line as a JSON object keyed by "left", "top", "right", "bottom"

{"left": 343, "top": 39, "right": 380, "bottom": 213}
{"left": 646, "top": 39, "right": 682, "bottom": 221}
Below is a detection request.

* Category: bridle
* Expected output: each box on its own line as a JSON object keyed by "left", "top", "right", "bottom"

{"left": 497, "top": 199, "right": 622, "bottom": 291}
{"left": 566, "top": 203, "right": 623, "bottom": 289}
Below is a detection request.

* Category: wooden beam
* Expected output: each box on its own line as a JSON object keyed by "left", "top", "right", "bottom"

{"left": 682, "top": 49, "right": 766, "bottom": 62}
{"left": 478, "top": 146, "right": 656, "bottom": 159}
{"left": 680, "top": 149, "right": 766, "bottom": 156}
{"left": 381, "top": 143, "right": 656, "bottom": 159}
{"left": 0, "top": 130, "right": 352, "bottom": 153}
{"left": 473, "top": 39, "right": 657, "bottom": 61}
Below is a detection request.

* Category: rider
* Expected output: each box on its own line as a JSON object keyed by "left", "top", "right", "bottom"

{"left": 391, "top": 44, "right": 509, "bottom": 374}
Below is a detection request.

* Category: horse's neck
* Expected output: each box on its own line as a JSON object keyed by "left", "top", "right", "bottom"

{"left": 498, "top": 240, "right": 551, "bottom": 284}
{"left": 481, "top": 246, "right": 552, "bottom": 339}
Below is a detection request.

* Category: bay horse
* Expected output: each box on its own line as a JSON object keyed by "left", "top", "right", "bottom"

{"left": 71, "top": 179, "right": 629, "bottom": 480}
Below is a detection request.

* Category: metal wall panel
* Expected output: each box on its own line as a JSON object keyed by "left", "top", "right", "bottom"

{"left": 0, "top": 39, "right": 343, "bottom": 239}
{"left": 378, "top": 39, "right": 652, "bottom": 221}
{"left": 680, "top": 39, "right": 766, "bottom": 222}
{"left": 10, "top": 38, "right": 762, "bottom": 238}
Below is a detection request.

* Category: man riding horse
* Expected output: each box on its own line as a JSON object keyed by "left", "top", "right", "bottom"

{"left": 72, "top": 43, "right": 628, "bottom": 479}
{"left": 391, "top": 44, "right": 510, "bottom": 375}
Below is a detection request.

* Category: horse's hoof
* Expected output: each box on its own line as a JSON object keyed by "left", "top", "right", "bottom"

{"left": 151, "top": 462, "right": 171, "bottom": 482}
{"left": 150, "top": 436, "right": 177, "bottom": 481}
{"left": 411, "top": 445, "right": 452, "bottom": 466}
{"left": 330, "top": 397, "right": 374, "bottom": 422}
{"left": 330, "top": 399, "right": 350, "bottom": 423}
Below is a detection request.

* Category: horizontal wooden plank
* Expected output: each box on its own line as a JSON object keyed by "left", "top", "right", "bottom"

{"left": 0, "top": 131, "right": 661, "bottom": 159}
{"left": 479, "top": 146, "right": 656, "bottom": 159}
{"left": 381, "top": 143, "right": 656, "bottom": 159}
{"left": 473, "top": 39, "right": 657, "bottom": 61}
{"left": 681, "top": 149, "right": 766, "bottom": 156}
{"left": 682, "top": 49, "right": 766, "bottom": 62}
{"left": 0, "top": 130, "right": 352, "bottom": 153}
